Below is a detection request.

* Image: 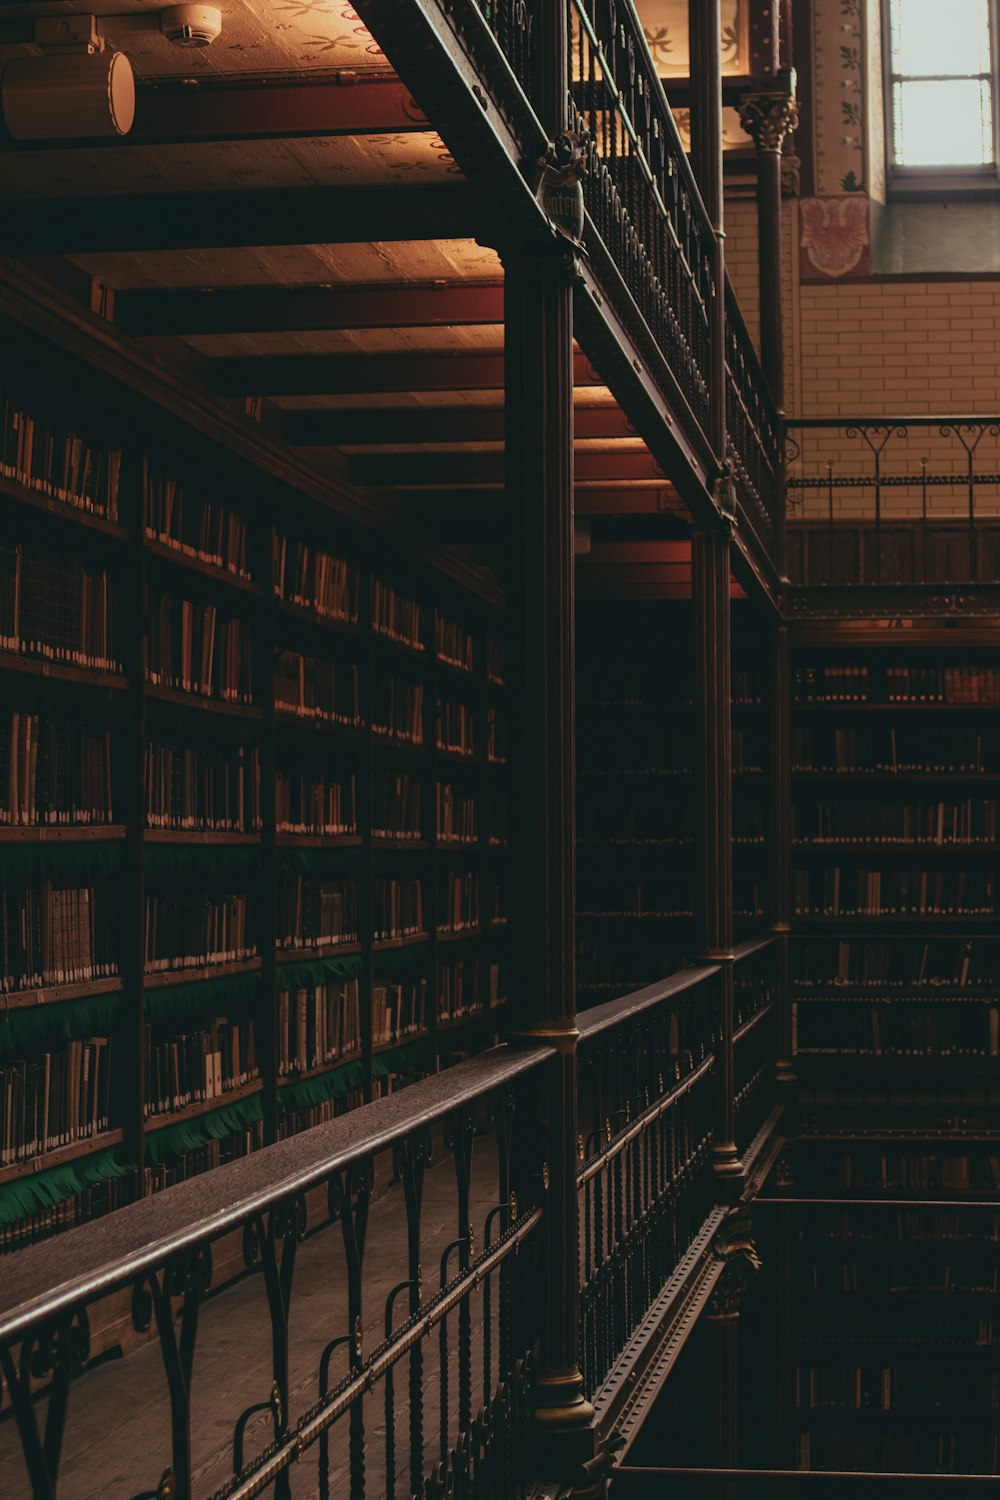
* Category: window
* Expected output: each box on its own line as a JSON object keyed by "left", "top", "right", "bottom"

{"left": 886, "top": 0, "right": 998, "bottom": 185}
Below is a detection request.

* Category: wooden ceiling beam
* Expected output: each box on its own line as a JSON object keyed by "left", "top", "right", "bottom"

{"left": 116, "top": 278, "right": 505, "bottom": 336}
{"left": 0, "top": 74, "right": 428, "bottom": 152}
{"left": 3, "top": 186, "right": 478, "bottom": 255}
{"left": 211, "top": 350, "right": 604, "bottom": 396}
{"left": 285, "top": 404, "right": 639, "bottom": 445}
{"left": 352, "top": 449, "right": 667, "bottom": 487}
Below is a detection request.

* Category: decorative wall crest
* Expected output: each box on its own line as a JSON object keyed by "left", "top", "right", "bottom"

{"left": 800, "top": 194, "right": 871, "bottom": 279}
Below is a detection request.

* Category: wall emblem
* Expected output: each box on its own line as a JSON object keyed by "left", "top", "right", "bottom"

{"left": 799, "top": 194, "right": 870, "bottom": 279}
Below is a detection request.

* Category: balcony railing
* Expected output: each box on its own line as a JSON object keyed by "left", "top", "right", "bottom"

{"left": 787, "top": 418, "right": 1000, "bottom": 587}
{"left": 1, "top": 944, "right": 783, "bottom": 1500}
{"left": 464, "top": 0, "right": 782, "bottom": 565}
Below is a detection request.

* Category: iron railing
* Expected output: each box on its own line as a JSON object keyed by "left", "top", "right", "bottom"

{"left": 786, "top": 418, "right": 1000, "bottom": 587}
{"left": 732, "top": 939, "right": 780, "bottom": 1158}
{"left": 465, "top": 0, "right": 783, "bottom": 559}
{"left": 0, "top": 1046, "right": 549, "bottom": 1500}
{"left": 576, "top": 964, "right": 722, "bottom": 1397}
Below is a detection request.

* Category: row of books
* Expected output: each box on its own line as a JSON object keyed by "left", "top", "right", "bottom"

{"left": 372, "top": 675, "right": 423, "bottom": 743}
{"left": 279, "top": 1092, "right": 363, "bottom": 1139}
{"left": 144, "top": 1018, "right": 257, "bottom": 1116}
{"left": 437, "top": 959, "right": 482, "bottom": 1023}
{"left": 792, "top": 1001, "right": 1000, "bottom": 1058}
{"left": 794, "top": 798, "right": 999, "bottom": 845}
{"left": 276, "top": 876, "right": 357, "bottom": 952}
{"left": 792, "top": 938, "right": 990, "bottom": 989}
{"left": 277, "top": 768, "right": 357, "bottom": 837}
{"left": 373, "top": 876, "right": 423, "bottom": 941}
{"left": 793, "top": 868, "right": 997, "bottom": 917}
{"left": 793, "top": 726, "right": 992, "bottom": 775}
{"left": 799, "top": 1263, "right": 1000, "bottom": 1294}
{"left": 0, "top": 546, "right": 117, "bottom": 672}
{"left": 275, "top": 650, "right": 360, "bottom": 726}
{"left": 272, "top": 534, "right": 358, "bottom": 622}
{"left": 372, "top": 579, "right": 423, "bottom": 650}
{"left": 798, "top": 1209, "right": 1000, "bottom": 1244}
{"left": 146, "top": 593, "right": 253, "bottom": 704}
{"left": 143, "top": 462, "right": 250, "bottom": 579}
{"left": 732, "top": 668, "right": 763, "bottom": 706}
{"left": 485, "top": 637, "right": 505, "bottom": 685}
{"left": 793, "top": 663, "right": 1000, "bottom": 705}
{"left": 144, "top": 892, "right": 256, "bottom": 972}
{"left": 817, "top": 1152, "right": 1000, "bottom": 1191}
{"left": 434, "top": 783, "right": 477, "bottom": 844}
{"left": 436, "top": 616, "right": 474, "bottom": 672}
{"left": 487, "top": 707, "right": 506, "bottom": 764}
{"left": 146, "top": 742, "right": 261, "bottom": 832}
{"left": 440, "top": 871, "right": 479, "bottom": 932}
{"left": 0, "top": 1173, "right": 131, "bottom": 1255}
{"left": 2, "top": 713, "right": 113, "bottom": 826}
{"left": 732, "top": 728, "right": 764, "bottom": 775}
{"left": 796, "top": 1431, "right": 1000, "bottom": 1473}
{"left": 372, "top": 977, "right": 427, "bottom": 1046}
{"left": 374, "top": 770, "right": 420, "bottom": 841}
{"left": 2, "top": 882, "right": 117, "bottom": 993}
{"left": 796, "top": 1366, "right": 1000, "bottom": 1412}
{"left": 0, "top": 395, "right": 122, "bottom": 520}
{"left": 0, "top": 1036, "right": 112, "bottom": 1164}
{"left": 146, "top": 1125, "right": 262, "bottom": 1195}
{"left": 437, "top": 699, "right": 475, "bottom": 757}
{"left": 277, "top": 979, "right": 361, "bottom": 1074}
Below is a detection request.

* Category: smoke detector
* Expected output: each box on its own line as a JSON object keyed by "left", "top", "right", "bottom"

{"left": 158, "top": 6, "right": 223, "bottom": 47}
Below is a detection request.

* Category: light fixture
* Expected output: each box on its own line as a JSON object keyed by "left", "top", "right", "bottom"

{"left": 1, "top": 7, "right": 222, "bottom": 141}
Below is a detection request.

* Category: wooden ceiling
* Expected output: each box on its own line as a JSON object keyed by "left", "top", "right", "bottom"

{"left": 0, "top": 0, "right": 756, "bottom": 601}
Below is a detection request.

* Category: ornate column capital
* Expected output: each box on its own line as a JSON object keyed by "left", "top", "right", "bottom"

{"left": 739, "top": 68, "right": 799, "bottom": 156}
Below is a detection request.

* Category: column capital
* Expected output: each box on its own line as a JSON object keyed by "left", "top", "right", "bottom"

{"left": 738, "top": 71, "right": 799, "bottom": 156}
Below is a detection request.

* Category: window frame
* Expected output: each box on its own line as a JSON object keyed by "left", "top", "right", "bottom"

{"left": 882, "top": 0, "right": 1000, "bottom": 197}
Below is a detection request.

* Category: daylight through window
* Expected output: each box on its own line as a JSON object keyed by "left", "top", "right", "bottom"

{"left": 889, "top": 0, "right": 994, "bottom": 167}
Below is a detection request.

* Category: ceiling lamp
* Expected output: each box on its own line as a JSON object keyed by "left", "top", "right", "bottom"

{"left": 1, "top": 7, "right": 222, "bottom": 141}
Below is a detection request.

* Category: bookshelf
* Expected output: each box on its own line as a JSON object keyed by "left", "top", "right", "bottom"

{"left": 0, "top": 379, "right": 508, "bottom": 1252}
{"left": 790, "top": 628, "right": 1000, "bottom": 1104}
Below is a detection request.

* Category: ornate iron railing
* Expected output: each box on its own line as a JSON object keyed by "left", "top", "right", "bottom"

{"left": 732, "top": 939, "right": 780, "bottom": 1158}
{"left": 0, "top": 1046, "right": 548, "bottom": 1500}
{"left": 576, "top": 964, "right": 722, "bottom": 1397}
{"left": 786, "top": 418, "right": 1000, "bottom": 587}
{"left": 726, "top": 286, "right": 781, "bottom": 561}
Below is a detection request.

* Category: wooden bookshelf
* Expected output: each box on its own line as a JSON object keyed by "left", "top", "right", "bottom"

{"left": 0, "top": 380, "right": 508, "bottom": 1250}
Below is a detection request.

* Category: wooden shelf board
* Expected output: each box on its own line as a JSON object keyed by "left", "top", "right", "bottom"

{"left": 371, "top": 837, "right": 428, "bottom": 852}
{"left": 1, "top": 976, "right": 123, "bottom": 1011}
{"left": 144, "top": 536, "right": 262, "bottom": 597}
{"left": 793, "top": 773, "right": 1000, "bottom": 783}
{"left": 145, "top": 1077, "right": 263, "bottom": 1133}
{"left": 146, "top": 684, "right": 262, "bottom": 719}
{"left": 372, "top": 1029, "right": 430, "bottom": 1055}
{"left": 274, "top": 596, "right": 362, "bottom": 637}
{"left": 0, "top": 472, "right": 128, "bottom": 541}
{"left": 276, "top": 941, "right": 362, "bottom": 964}
{"left": 143, "top": 957, "right": 262, "bottom": 990}
{"left": 275, "top": 833, "right": 362, "bottom": 848}
{"left": 371, "top": 933, "right": 429, "bottom": 953}
{"left": 0, "top": 650, "right": 127, "bottom": 690}
{"left": 0, "top": 823, "right": 127, "bottom": 843}
{"left": 145, "top": 830, "right": 261, "bottom": 845}
{"left": 436, "top": 1008, "right": 487, "bottom": 1031}
{"left": 276, "top": 1053, "right": 363, "bottom": 1088}
{"left": 436, "top": 926, "right": 484, "bottom": 943}
{"left": 0, "top": 1128, "right": 126, "bottom": 1187}
{"left": 275, "top": 711, "right": 366, "bottom": 741}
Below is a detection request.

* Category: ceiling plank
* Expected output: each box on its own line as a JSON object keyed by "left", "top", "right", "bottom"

{"left": 2, "top": 186, "right": 478, "bottom": 256}
{"left": 116, "top": 279, "right": 505, "bottom": 336}
{"left": 0, "top": 75, "right": 428, "bottom": 153}
{"left": 285, "top": 404, "right": 639, "bottom": 445}
{"left": 352, "top": 449, "right": 666, "bottom": 487}
{"left": 211, "top": 350, "right": 604, "bottom": 395}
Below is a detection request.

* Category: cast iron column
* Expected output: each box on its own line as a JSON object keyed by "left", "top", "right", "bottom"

{"left": 502, "top": 3, "right": 598, "bottom": 1489}
{"left": 738, "top": 72, "right": 799, "bottom": 412}
{"left": 694, "top": 524, "right": 743, "bottom": 1194}
{"left": 689, "top": 0, "right": 727, "bottom": 465}
{"left": 770, "top": 621, "right": 797, "bottom": 1097}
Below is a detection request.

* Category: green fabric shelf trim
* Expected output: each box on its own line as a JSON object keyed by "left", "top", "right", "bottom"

{"left": 371, "top": 1041, "right": 432, "bottom": 1079}
{"left": 276, "top": 845, "right": 361, "bottom": 876}
{"left": 278, "top": 1060, "right": 365, "bottom": 1112}
{"left": 144, "top": 971, "right": 262, "bottom": 1024}
{"left": 144, "top": 1092, "right": 264, "bottom": 1164}
{"left": 0, "top": 990, "right": 122, "bottom": 1052}
{"left": 144, "top": 844, "right": 263, "bottom": 880}
{"left": 0, "top": 841, "right": 123, "bottom": 882}
{"left": 276, "top": 953, "right": 363, "bottom": 989}
{"left": 0, "top": 1145, "right": 135, "bottom": 1227}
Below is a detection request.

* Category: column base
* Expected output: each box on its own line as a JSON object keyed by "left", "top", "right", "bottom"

{"left": 712, "top": 1141, "right": 746, "bottom": 1202}
{"left": 530, "top": 1367, "right": 604, "bottom": 1493}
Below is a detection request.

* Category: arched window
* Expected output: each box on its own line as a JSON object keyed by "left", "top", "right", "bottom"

{"left": 886, "top": 0, "right": 996, "bottom": 184}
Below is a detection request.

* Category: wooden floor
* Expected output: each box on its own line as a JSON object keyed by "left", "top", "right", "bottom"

{"left": 0, "top": 1133, "right": 507, "bottom": 1500}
